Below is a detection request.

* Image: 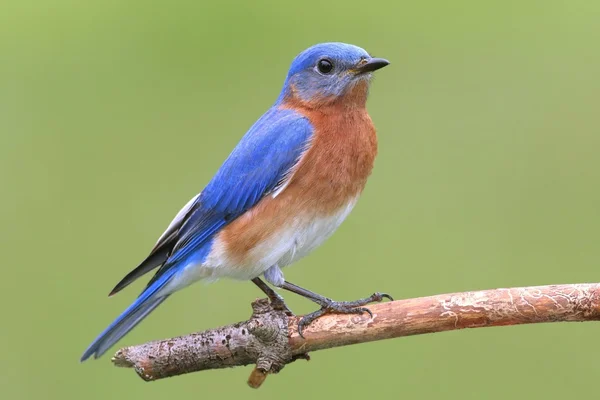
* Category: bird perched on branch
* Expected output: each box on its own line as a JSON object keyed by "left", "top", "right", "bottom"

{"left": 81, "top": 42, "right": 390, "bottom": 361}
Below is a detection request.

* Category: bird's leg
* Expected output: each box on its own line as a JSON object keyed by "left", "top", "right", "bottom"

{"left": 251, "top": 277, "right": 293, "bottom": 315}
{"left": 279, "top": 281, "right": 392, "bottom": 337}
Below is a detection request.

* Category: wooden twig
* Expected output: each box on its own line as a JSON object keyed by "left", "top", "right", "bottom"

{"left": 112, "top": 283, "right": 600, "bottom": 388}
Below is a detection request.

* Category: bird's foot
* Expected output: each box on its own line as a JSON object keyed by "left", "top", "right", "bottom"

{"left": 252, "top": 277, "right": 294, "bottom": 316}
{"left": 297, "top": 292, "right": 393, "bottom": 337}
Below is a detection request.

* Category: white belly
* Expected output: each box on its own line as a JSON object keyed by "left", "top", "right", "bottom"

{"left": 258, "top": 196, "right": 359, "bottom": 269}
{"left": 207, "top": 196, "right": 359, "bottom": 281}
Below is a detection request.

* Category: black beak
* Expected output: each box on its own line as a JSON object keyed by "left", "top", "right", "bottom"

{"left": 356, "top": 57, "right": 390, "bottom": 73}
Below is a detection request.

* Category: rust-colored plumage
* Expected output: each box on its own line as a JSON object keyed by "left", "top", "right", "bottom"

{"left": 217, "top": 80, "right": 378, "bottom": 265}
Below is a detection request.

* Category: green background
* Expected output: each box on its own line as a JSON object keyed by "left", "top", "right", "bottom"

{"left": 2, "top": 0, "right": 599, "bottom": 398}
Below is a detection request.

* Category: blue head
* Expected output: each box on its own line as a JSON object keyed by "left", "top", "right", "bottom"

{"left": 278, "top": 42, "right": 389, "bottom": 107}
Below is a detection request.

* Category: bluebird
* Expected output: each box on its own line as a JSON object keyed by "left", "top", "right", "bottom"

{"left": 81, "top": 42, "right": 390, "bottom": 361}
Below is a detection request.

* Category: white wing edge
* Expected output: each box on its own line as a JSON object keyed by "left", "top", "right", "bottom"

{"left": 154, "top": 192, "right": 201, "bottom": 246}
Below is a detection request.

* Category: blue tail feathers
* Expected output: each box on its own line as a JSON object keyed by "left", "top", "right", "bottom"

{"left": 80, "top": 268, "right": 177, "bottom": 361}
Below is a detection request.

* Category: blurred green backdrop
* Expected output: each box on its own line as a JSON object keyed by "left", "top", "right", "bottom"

{"left": 2, "top": 0, "right": 600, "bottom": 399}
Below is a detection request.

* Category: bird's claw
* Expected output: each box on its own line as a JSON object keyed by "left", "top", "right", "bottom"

{"left": 297, "top": 291, "right": 393, "bottom": 338}
{"left": 380, "top": 293, "right": 394, "bottom": 302}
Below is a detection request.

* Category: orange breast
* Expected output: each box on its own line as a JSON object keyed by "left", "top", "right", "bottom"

{"left": 215, "top": 85, "right": 378, "bottom": 267}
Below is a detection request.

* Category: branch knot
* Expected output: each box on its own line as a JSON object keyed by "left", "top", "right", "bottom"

{"left": 243, "top": 299, "right": 294, "bottom": 387}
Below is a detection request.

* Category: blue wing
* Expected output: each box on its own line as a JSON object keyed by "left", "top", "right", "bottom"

{"left": 82, "top": 107, "right": 313, "bottom": 361}
{"left": 169, "top": 107, "right": 314, "bottom": 264}
{"left": 111, "top": 106, "right": 313, "bottom": 293}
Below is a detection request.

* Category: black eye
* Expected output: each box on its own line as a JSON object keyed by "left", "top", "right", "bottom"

{"left": 317, "top": 59, "right": 334, "bottom": 74}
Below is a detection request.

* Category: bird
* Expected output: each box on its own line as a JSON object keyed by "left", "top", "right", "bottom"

{"left": 81, "top": 42, "right": 390, "bottom": 361}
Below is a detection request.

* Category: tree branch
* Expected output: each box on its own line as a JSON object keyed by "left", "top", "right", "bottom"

{"left": 112, "top": 283, "right": 600, "bottom": 387}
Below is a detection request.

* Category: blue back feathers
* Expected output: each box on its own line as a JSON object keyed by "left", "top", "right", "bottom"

{"left": 168, "top": 108, "right": 313, "bottom": 265}
{"left": 202, "top": 108, "right": 313, "bottom": 214}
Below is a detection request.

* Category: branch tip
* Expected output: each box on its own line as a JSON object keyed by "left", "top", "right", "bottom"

{"left": 247, "top": 367, "right": 268, "bottom": 389}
